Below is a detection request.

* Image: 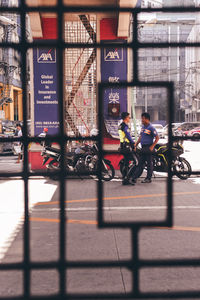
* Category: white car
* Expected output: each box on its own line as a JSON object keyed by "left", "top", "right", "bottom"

{"left": 163, "top": 123, "right": 182, "bottom": 138}
{"left": 153, "top": 124, "right": 164, "bottom": 138}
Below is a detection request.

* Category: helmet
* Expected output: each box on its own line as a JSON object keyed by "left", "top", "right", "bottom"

{"left": 43, "top": 128, "right": 48, "bottom": 133}
{"left": 90, "top": 128, "right": 98, "bottom": 136}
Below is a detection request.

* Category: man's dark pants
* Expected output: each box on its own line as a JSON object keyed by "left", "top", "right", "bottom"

{"left": 120, "top": 146, "right": 133, "bottom": 179}
{"left": 133, "top": 145, "right": 153, "bottom": 180}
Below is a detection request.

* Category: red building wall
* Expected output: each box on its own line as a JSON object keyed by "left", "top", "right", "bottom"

{"left": 100, "top": 18, "right": 127, "bottom": 169}
{"left": 30, "top": 17, "right": 125, "bottom": 170}
{"left": 29, "top": 17, "right": 58, "bottom": 170}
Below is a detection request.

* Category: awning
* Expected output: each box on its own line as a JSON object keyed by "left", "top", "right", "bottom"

{"left": 27, "top": 0, "right": 138, "bottom": 39}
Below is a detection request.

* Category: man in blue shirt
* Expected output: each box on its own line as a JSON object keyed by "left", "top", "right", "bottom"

{"left": 133, "top": 112, "right": 159, "bottom": 183}
{"left": 118, "top": 112, "right": 135, "bottom": 185}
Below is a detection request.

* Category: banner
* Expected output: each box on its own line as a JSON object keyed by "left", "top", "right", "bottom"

{"left": 33, "top": 48, "right": 59, "bottom": 136}
{"left": 101, "top": 42, "right": 127, "bottom": 119}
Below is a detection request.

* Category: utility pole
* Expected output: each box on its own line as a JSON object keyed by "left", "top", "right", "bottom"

{"left": 0, "top": 16, "right": 17, "bottom": 107}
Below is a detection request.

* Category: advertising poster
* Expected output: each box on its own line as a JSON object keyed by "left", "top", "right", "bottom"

{"left": 33, "top": 48, "right": 59, "bottom": 136}
{"left": 101, "top": 44, "right": 127, "bottom": 118}
{"left": 101, "top": 42, "right": 127, "bottom": 137}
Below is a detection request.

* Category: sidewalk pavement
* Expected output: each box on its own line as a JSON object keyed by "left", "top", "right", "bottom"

{"left": 1, "top": 177, "right": 200, "bottom": 298}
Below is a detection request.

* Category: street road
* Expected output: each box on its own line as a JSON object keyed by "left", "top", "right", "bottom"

{"left": 0, "top": 155, "right": 200, "bottom": 299}
{"left": 0, "top": 154, "right": 22, "bottom": 173}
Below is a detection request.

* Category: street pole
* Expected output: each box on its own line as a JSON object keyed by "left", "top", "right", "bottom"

{"left": 131, "top": 86, "right": 138, "bottom": 141}
{"left": 145, "top": 85, "right": 148, "bottom": 112}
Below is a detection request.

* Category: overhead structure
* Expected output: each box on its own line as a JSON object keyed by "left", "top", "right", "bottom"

{"left": 27, "top": 0, "right": 137, "bottom": 41}
{"left": 27, "top": 0, "right": 137, "bottom": 136}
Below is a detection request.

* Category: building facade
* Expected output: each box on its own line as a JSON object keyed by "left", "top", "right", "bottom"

{"left": 185, "top": 0, "right": 200, "bottom": 121}
{"left": 134, "top": 0, "right": 195, "bottom": 123}
{"left": 0, "top": 0, "right": 24, "bottom": 121}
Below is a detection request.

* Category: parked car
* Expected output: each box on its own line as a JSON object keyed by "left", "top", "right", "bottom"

{"left": 187, "top": 127, "right": 200, "bottom": 138}
{"left": 153, "top": 124, "right": 164, "bottom": 138}
{"left": 174, "top": 122, "right": 200, "bottom": 136}
{"left": 163, "top": 123, "right": 182, "bottom": 138}
{"left": 0, "top": 120, "right": 16, "bottom": 155}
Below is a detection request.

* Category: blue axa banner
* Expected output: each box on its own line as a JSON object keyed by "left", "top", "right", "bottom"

{"left": 101, "top": 42, "right": 127, "bottom": 120}
{"left": 33, "top": 48, "right": 59, "bottom": 136}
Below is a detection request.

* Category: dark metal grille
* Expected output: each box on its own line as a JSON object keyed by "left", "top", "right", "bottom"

{"left": 0, "top": 2, "right": 200, "bottom": 300}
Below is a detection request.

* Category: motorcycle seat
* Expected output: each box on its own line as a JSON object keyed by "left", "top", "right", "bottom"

{"left": 46, "top": 146, "right": 60, "bottom": 154}
{"left": 155, "top": 144, "right": 168, "bottom": 154}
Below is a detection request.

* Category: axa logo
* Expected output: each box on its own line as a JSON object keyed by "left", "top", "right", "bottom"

{"left": 37, "top": 49, "right": 56, "bottom": 63}
{"left": 39, "top": 53, "right": 53, "bottom": 61}
{"left": 109, "top": 91, "right": 120, "bottom": 103}
{"left": 104, "top": 48, "right": 123, "bottom": 62}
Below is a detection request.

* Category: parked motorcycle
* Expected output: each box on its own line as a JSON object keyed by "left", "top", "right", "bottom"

{"left": 41, "top": 142, "right": 115, "bottom": 181}
{"left": 120, "top": 143, "right": 192, "bottom": 181}
{"left": 118, "top": 150, "right": 139, "bottom": 179}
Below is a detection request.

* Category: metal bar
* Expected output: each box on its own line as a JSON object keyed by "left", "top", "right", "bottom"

{"left": 0, "top": 5, "right": 199, "bottom": 13}
{"left": 57, "top": 0, "right": 66, "bottom": 297}
{"left": 64, "top": 292, "right": 200, "bottom": 299}
{"left": 4, "top": 41, "right": 200, "bottom": 50}
{"left": 132, "top": 229, "right": 139, "bottom": 296}
{"left": 19, "top": 0, "right": 30, "bottom": 298}
{"left": 97, "top": 76, "right": 104, "bottom": 227}
{"left": 92, "top": 221, "right": 174, "bottom": 228}
{"left": 0, "top": 136, "right": 99, "bottom": 143}
{"left": 3, "top": 257, "right": 200, "bottom": 270}
{"left": 1, "top": 170, "right": 198, "bottom": 179}
{"left": 3, "top": 292, "right": 200, "bottom": 300}
{"left": 167, "top": 82, "right": 174, "bottom": 227}
{"left": 1, "top": 5, "right": 200, "bottom": 15}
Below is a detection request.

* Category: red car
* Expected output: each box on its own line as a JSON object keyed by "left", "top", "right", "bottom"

{"left": 187, "top": 127, "right": 200, "bottom": 138}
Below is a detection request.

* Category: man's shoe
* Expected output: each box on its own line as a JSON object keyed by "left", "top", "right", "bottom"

{"left": 141, "top": 178, "right": 152, "bottom": 183}
{"left": 122, "top": 177, "right": 134, "bottom": 185}
{"left": 130, "top": 178, "right": 136, "bottom": 185}
{"left": 122, "top": 179, "right": 129, "bottom": 185}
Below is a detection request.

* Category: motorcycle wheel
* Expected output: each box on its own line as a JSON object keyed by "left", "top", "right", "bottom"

{"left": 119, "top": 157, "right": 139, "bottom": 178}
{"left": 173, "top": 158, "right": 192, "bottom": 180}
{"left": 102, "top": 161, "right": 115, "bottom": 181}
{"left": 119, "top": 159, "right": 127, "bottom": 178}
{"left": 47, "top": 160, "right": 60, "bottom": 180}
{"left": 48, "top": 159, "right": 60, "bottom": 170}
{"left": 128, "top": 164, "right": 143, "bottom": 180}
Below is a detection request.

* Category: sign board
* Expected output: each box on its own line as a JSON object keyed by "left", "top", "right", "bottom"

{"left": 33, "top": 48, "right": 59, "bottom": 136}
{"left": 101, "top": 42, "right": 127, "bottom": 120}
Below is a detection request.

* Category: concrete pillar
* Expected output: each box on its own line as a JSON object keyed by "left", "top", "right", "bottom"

{"left": 152, "top": 109, "right": 159, "bottom": 122}
{"left": 18, "top": 92, "right": 23, "bottom": 121}
{"left": 136, "top": 107, "right": 142, "bottom": 120}
{"left": 9, "top": 87, "right": 14, "bottom": 120}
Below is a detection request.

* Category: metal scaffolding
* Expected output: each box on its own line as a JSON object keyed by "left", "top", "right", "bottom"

{"left": 65, "top": 15, "right": 97, "bottom": 137}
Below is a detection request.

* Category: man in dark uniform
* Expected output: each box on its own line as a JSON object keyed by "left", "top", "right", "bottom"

{"left": 133, "top": 112, "right": 159, "bottom": 184}
{"left": 118, "top": 112, "right": 135, "bottom": 185}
